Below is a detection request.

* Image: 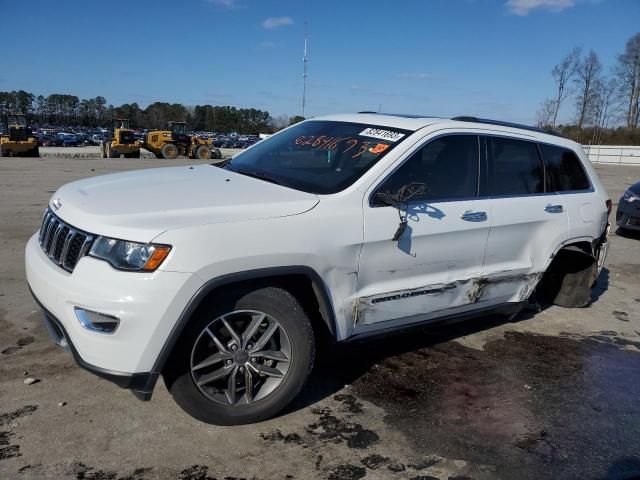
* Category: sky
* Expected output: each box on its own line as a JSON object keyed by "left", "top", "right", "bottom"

{"left": 0, "top": 0, "right": 638, "bottom": 124}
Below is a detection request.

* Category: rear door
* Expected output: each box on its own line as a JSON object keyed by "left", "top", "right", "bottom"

{"left": 480, "top": 135, "right": 569, "bottom": 305}
{"left": 355, "top": 134, "right": 492, "bottom": 328}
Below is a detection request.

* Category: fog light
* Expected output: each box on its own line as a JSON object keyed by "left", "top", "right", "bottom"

{"left": 74, "top": 308, "right": 120, "bottom": 334}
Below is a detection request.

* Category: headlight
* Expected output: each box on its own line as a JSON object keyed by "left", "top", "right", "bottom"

{"left": 623, "top": 189, "right": 639, "bottom": 203}
{"left": 89, "top": 237, "right": 171, "bottom": 271}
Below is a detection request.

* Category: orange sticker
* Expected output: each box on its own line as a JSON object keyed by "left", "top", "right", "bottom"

{"left": 369, "top": 143, "right": 389, "bottom": 154}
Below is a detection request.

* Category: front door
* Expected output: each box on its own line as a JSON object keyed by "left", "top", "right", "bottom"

{"left": 355, "top": 134, "right": 491, "bottom": 328}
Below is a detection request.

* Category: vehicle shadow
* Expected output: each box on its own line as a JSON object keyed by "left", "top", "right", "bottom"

{"left": 591, "top": 266, "right": 610, "bottom": 303}
{"left": 286, "top": 311, "right": 526, "bottom": 415}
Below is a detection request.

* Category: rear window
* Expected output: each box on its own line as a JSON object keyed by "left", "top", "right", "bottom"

{"left": 489, "top": 137, "right": 544, "bottom": 196}
{"left": 225, "top": 121, "right": 412, "bottom": 194}
{"left": 539, "top": 144, "right": 591, "bottom": 192}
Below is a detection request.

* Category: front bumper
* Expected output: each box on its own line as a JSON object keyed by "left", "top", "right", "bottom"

{"left": 25, "top": 233, "right": 203, "bottom": 397}
{"left": 30, "top": 289, "right": 157, "bottom": 399}
{"left": 616, "top": 201, "right": 640, "bottom": 231}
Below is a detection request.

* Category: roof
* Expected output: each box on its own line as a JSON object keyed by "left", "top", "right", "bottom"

{"left": 313, "top": 113, "right": 447, "bottom": 131}
{"left": 311, "top": 112, "right": 568, "bottom": 144}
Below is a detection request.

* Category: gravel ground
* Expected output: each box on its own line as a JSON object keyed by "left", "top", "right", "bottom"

{"left": 0, "top": 159, "right": 639, "bottom": 480}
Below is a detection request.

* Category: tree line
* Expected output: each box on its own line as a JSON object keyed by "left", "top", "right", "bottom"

{"left": 537, "top": 32, "right": 640, "bottom": 145}
{"left": 0, "top": 91, "right": 284, "bottom": 134}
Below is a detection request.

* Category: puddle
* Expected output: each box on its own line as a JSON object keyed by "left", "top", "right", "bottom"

{"left": 342, "top": 329, "right": 640, "bottom": 480}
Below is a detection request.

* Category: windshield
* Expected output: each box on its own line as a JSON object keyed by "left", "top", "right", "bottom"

{"left": 172, "top": 123, "right": 187, "bottom": 135}
{"left": 226, "top": 120, "right": 411, "bottom": 194}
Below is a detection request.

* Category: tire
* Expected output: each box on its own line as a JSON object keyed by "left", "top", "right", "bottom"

{"left": 195, "top": 145, "right": 212, "bottom": 160}
{"left": 165, "top": 286, "right": 315, "bottom": 425}
{"left": 211, "top": 148, "right": 222, "bottom": 160}
{"left": 130, "top": 150, "right": 140, "bottom": 158}
{"left": 0, "top": 147, "right": 4, "bottom": 157}
{"left": 34, "top": 146, "right": 40, "bottom": 158}
{"left": 161, "top": 143, "right": 179, "bottom": 159}
{"left": 107, "top": 143, "right": 120, "bottom": 158}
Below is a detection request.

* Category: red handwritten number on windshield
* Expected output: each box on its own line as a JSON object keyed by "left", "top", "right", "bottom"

{"left": 294, "top": 135, "right": 384, "bottom": 158}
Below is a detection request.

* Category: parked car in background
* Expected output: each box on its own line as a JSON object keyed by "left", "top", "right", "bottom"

{"left": 37, "top": 134, "right": 63, "bottom": 147}
{"left": 56, "top": 133, "right": 79, "bottom": 146}
{"left": 74, "top": 134, "right": 92, "bottom": 146}
{"left": 616, "top": 181, "right": 640, "bottom": 232}
{"left": 91, "top": 134, "right": 106, "bottom": 145}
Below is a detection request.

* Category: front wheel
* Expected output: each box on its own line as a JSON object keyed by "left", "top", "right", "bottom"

{"left": 165, "top": 286, "right": 315, "bottom": 425}
{"left": 161, "top": 143, "right": 179, "bottom": 159}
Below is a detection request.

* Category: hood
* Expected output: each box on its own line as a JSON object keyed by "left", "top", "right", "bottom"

{"left": 50, "top": 164, "right": 319, "bottom": 241}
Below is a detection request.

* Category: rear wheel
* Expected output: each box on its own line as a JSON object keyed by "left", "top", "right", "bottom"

{"left": 130, "top": 150, "right": 140, "bottom": 158}
{"left": 161, "top": 143, "right": 179, "bottom": 159}
{"left": 165, "top": 286, "right": 315, "bottom": 425}
{"left": 195, "top": 145, "right": 212, "bottom": 160}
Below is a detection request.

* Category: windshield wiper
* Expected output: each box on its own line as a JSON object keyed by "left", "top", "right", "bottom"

{"left": 236, "top": 169, "right": 284, "bottom": 186}
{"left": 216, "top": 158, "right": 233, "bottom": 169}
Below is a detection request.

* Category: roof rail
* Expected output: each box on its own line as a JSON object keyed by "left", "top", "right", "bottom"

{"left": 451, "top": 116, "right": 563, "bottom": 137}
{"left": 357, "top": 111, "right": 438, "bottom": 119}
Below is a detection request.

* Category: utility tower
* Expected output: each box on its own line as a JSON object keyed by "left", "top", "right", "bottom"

{"left": 302, "top": 21, "right": 308, "bottom": 118}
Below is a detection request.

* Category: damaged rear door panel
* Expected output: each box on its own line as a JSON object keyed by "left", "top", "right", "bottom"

{"left": 479, "top": 136, "right": 569, "bottom": 305}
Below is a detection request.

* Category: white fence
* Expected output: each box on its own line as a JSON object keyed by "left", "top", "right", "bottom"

{"left": 583, "top": 145, "right": 640, "bottom": 165}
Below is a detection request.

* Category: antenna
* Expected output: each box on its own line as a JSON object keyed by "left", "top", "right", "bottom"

{"left": 302, "top": 21, "right": 308, "bottom": 118}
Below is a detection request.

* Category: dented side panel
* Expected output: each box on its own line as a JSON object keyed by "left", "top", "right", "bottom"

{"left": 354, "top": 272, "right": 541, "bottom": 325}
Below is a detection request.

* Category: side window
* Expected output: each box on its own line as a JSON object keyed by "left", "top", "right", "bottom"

{"left": 539, "top": 144, "right": 590, "bottom": 192}
{"left": 489, "top": 137, "right": 544, "bottom": 196}
{"left": 374, "top": 135, "right": 479, "bottom": 204}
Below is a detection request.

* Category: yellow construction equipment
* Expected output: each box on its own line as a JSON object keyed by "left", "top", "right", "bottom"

{"left": 142, "top": 121, "right": 218, "bottom": 160}
{"left": 0, "top": 113, "right": 39, "bottom": 157}
{"left": 101, "top": 118, "right": 141, "bottom": 158}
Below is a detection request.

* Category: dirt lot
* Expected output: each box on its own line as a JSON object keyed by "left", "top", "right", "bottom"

{"left": 1, "top": 158, "right": 639, "bottom": 480}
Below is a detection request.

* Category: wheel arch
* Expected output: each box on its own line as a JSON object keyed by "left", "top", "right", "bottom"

{"left": 151, "top": 266, "right": 337, "bottom": 379}
{"left": 536, "top": 239, "right": 601, "bottom": 308}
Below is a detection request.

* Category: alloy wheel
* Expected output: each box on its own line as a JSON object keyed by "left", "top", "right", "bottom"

{"left": 190, "top": 310, "right": 292, "bottom": 406}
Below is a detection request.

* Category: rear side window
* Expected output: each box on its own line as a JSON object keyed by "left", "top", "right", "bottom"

{"left": 539, "top": 144, "right": 591, "bottom": 192}
{"left": 374, "top": 135, "right": 479, "bottom": 204}
{"left": 489, "top": 137, "right": 544, "bottom": 196}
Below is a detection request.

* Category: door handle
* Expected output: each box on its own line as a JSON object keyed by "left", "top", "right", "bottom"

{"left": 544, "top": 204, "right": 564, "bottom": 214}
{"left": 461, "top": 211, "right": 487, "bottom": 222}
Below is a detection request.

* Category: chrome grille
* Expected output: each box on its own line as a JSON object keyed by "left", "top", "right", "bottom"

{"left": 38, "top": 209, "right": 94, "bottom": 272}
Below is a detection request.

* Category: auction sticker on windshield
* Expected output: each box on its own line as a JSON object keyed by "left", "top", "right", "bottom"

{"left": 359, "top": 128, "right": 405, "bottom": 142}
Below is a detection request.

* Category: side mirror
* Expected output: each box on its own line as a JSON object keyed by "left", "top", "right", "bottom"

{"left": 375, "top": 182, "right": 427, "bottom": 242}
{"left": 376, "top": 182, "right": 427, "bottom": 206}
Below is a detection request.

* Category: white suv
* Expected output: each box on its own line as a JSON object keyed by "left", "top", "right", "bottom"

{"left": 25, "top": 113, "right": 610, "bottom": 424}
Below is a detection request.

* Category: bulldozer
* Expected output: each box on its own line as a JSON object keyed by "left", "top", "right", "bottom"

{"left": 100, "top": 118, "right": 141, "bottom": 158}
{"left": 0, "top": 113, "right": 39, "bottom": 157}
{"left": 142, "top": 121, "right": 220, "bottom": 160}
